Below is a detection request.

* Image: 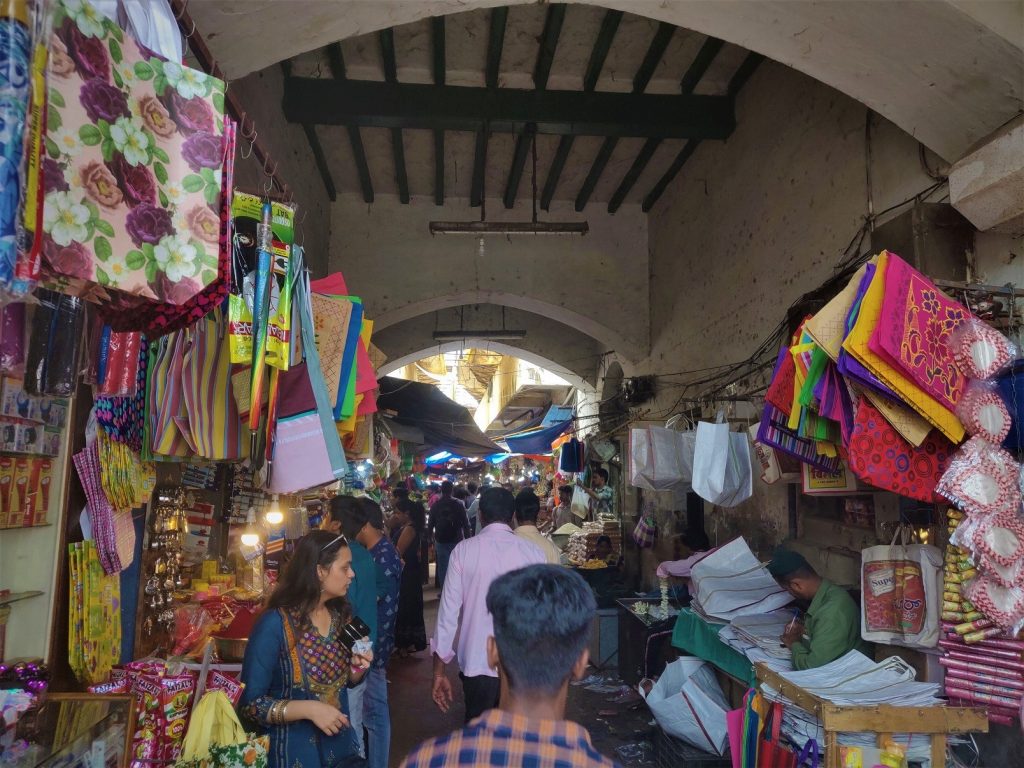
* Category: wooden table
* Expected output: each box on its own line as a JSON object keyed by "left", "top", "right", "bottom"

{"left": 755, "top": 663, "right": 989, "bottom": 768}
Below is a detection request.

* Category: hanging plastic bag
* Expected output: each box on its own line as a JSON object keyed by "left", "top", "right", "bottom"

{"left": 43, "top": 0, "right": 227, "bottom": 306}
{"left": 861, "top": 525, "right": 942, "bottom": 648}
{"left": 640, "top": 656, "right": 731, "bottom": 755}
{"left": 632, "top": 510, "right": 657, "bottom": 548}
{"left": 692, "top": 417, "right": 753, "bottom": 507}
{"left": 0, "top": 0, "right": 32, "bottom": 295}
{"left": 266, "top": 247, "right": 346, "bottom": 493}
{"left": 24, "top": 287, "right": 84, "bottom": 396}
{"left": 179, "top": 307, "right": 246, "bottom": 460}
{"left": 570, "top": 484, "right": 590, "bottom": 520}
{"left": 630, "top": 426, "right": 696, "bottom": 491}
{"left": 95, "top": 329, "right": 141, "bottom": 396}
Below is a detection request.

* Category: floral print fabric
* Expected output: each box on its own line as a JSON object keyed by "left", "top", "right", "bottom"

{"left": 870, "top": 252, "right": 970, "bottom": 410}
{"left": 43, "top": 0, "right": 225, "bottom": 305}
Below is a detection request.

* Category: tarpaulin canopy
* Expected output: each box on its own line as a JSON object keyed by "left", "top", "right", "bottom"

{"left": 500, "top": 414, "right": 574, "bottom": 455}
{"left": 377, "top": 376, "right": 502, "bottom": 457}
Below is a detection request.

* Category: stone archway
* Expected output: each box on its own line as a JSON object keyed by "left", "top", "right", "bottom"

{"left": 380, "top": 340, "right": 596, "bottom": 395}
{"left": 194, "top": 0, "right": 1021, "bottom": 161}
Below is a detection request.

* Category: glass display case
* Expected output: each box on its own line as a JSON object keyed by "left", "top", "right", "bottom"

{"left": 3, "top": 694, "right": 135, "bottom": 768}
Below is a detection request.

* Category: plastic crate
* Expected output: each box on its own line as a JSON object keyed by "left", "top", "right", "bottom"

{"left": 654, "top": 728, "right": 731, "bottom": 768}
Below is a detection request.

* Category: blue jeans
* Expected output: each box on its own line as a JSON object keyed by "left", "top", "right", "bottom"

{"left": 435, "top": 541, "right": 457, "bottom": 590}
{"left": 346, "top": 678, "right": 366, "bottom": 757}
{"left": 363, "top": 666, "right": 390, "bottom": 768}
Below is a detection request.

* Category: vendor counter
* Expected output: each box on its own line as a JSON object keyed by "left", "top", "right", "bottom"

{"left": 671, "top": 608, "right": 755, "bottom": 705}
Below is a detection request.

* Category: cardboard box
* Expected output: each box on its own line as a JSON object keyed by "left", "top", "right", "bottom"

{"left": 35, "top": 458, "right": 53, "bottom": 526}
{"left": 0, "top": 378, "right": 31, "bottom": 419}
{"left": 0, "top": 456, "right": 15, "bottom": 527}
{"left": 15, "top": 423, "right": 42, "bottom": 454}
{"left": 10, "top": 458, "right": 31, "bottom": 527}
{"left": 41, "top": 427, "right": 62, "bottom": 457}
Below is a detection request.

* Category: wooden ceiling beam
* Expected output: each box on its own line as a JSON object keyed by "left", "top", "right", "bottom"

{"left": 608, "top": 34, "right": 724, "bottom": 213}
{"left": 472, "top": 8, "right": 508, "bottom": 208}
{"left": 680, "top": 36, "right": 724, "bottom": 94}
{"left": 324, "top": 43, "right": 373, "bottom": 203}
{"left": 576, "top": 22, "right": 674, "bottom": 212}
{"left": 542, "top": 9, "right": 621, "bottom": 211}
{"left": 379, "top": 29, "right": 409, "bottom": 203}
{"left": 640, "top": 51, "right": 764, "bottom": 213}
{"left": 283, "top": 78, "right": 735, "bottom": 139}
{"left": 504, "top": 4, "right": 566, "bottom": 209}
{"left": 281, "top": 60, "right": 336, "bottom": 201}
{"left": 432, "top": 17, "right": 446, "bottom": 206}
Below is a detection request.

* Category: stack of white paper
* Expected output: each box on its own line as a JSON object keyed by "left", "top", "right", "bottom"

{"left": 761, "top": 651, "right": 944, "bottom": 765}
{"left": 689, "top": 537, "right": 792, "bottom": 621}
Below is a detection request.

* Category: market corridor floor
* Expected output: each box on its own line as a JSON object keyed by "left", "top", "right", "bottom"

{"left": 385, "top": 587, "right": 654, "bottom": 767}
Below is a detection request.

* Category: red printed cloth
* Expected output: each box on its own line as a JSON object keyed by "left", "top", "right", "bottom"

{"left": 848, "top": 398, "right": 954, "bottom": 502}
{"left": 869, "top": 252, "right": 970, "bottom": 410}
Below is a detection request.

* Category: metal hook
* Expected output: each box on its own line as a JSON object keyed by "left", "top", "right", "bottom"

{"left": 186, "top": 18, "right": 196, "bottom": 38}
{"left": 240, "top": 131, "right": 255, "bottom": 160}
{"left": 174, "top": 0, "right": 189, "bottom": 21}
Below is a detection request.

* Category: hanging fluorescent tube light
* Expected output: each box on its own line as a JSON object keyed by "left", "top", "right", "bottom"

{"left": 428, "top": 221, "right": 588, "bottom": 236}
{"left": 433, "top": 329, "right": 527, "bottom": 341}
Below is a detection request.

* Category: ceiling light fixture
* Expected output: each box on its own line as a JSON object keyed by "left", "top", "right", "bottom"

{"left": 429, "top": 126, "right": 587, "bottom": 239}
{"left": 432, "top": 329, "right": 527, "bottom": 341}
{"left": 429, "top": 221, "right": 588, "bottom": 236}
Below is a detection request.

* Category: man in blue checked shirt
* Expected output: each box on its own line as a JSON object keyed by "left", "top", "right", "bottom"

{"left": 335, "top": 496, "right": 402, "bottom": 768}
{"left": 401, "top": 564, "right": 619, "bottom": 768}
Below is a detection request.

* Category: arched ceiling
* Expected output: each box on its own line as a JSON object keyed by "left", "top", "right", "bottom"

{"left": 373, "top": 304, "right": 607, "bottom": 388}
{"left": 191, "top": 0, "right": 1022, "bottom": 163}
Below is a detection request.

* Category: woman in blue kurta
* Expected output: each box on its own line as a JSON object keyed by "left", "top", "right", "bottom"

{"left": 240, "top": 530, "right": 373, "bottom": 768}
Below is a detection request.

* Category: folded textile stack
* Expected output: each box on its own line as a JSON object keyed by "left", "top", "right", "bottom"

{"left": 689, "top": 537, "right": 791, "bottom": 622}
{"left": 760, "top": 651, "right": 943, "bottom": 763}
{"left": 941, "top": 509, "right": 1024, "bottom": 726}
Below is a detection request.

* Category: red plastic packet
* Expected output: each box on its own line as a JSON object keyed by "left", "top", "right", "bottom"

{"left": 206, "top": 669, "right": 244, "bottom": 705}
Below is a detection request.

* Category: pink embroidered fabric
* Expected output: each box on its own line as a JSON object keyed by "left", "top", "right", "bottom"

{"left": 869, "top": 253, "right": 970, "bottom": 411}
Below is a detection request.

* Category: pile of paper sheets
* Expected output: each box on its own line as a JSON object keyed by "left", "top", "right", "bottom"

{"left": 760, "top": 651, "right": 944, "bottom": 764}
{"left": 689, "top": 538, "right": 792, "bottom": 621}
{"left": 716, "top": 611, "right": 795, "bottom": 672}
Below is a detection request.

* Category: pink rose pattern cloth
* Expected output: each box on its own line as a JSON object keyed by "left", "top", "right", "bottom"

{"left": 870, "top": 252, "right": 970, "bottom": 410}
{"left": 43, "top": 0, "right": 226, "bottom": 306}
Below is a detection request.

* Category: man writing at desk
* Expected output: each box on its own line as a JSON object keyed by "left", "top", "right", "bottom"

{"left": 769, "top": 548, "right": 869, "bottom": 670}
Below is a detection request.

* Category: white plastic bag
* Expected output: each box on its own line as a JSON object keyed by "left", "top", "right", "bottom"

{"left": 861, "top": 527, "right": 942, "bottom": 648}
{"left": 640, "top": 657, "right": 731, "bottom": 755}
{"left": 692, "top": 419, "right": 753, "bottom": 507}
{"left": 631, "top": 426, "right": 696, "bottom": 491}
{"left": 570, "top": 485, "right": 590, "bottom": 520}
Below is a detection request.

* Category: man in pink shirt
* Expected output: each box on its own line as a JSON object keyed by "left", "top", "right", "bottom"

{"left": 431, "top": 487, "right": 546, "bottom": 722}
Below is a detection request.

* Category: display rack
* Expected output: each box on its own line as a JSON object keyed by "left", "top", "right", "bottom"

{"left": 754, "top": 663, "right": 989, "bottom": 768}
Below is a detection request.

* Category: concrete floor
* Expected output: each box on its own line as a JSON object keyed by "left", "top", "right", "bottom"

{"left": 384, "top": 585, "right": 658, "bottom": 767}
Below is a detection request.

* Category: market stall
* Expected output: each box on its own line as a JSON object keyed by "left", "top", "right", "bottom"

{"left": 628, "top": 250, "right": 1021, "bottom": 766}
{"left": 0, "top": 1, "right": 397, "bottom": 761}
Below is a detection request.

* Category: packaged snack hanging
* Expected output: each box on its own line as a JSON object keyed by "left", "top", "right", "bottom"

{"left": 24, "top": 287, "right": 84, "bottom": 395}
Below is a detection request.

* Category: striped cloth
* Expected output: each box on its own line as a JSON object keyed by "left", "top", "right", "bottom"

{"left": 399, "top": 710, "right": 620, "bottom": 768}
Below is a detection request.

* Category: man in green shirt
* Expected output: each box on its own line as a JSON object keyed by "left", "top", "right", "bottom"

{"left": 768, "top": 548, "right": 870, "bottom": 670}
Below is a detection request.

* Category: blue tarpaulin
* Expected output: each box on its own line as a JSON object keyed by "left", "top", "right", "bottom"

{"left": 501, "top": 418, "right": 573, "bottom": 455}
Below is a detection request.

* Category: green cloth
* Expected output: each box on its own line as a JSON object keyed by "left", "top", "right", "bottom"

{"left": 671, "top": 608, "right": 756, "bottom": 686}
{"left": 790, "top": 579, "right": 869, "bottom": 670}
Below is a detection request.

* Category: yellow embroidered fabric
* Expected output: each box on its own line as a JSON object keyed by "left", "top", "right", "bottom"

{"left": 841, "top": 252, "right": 964, "bottom": 443}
